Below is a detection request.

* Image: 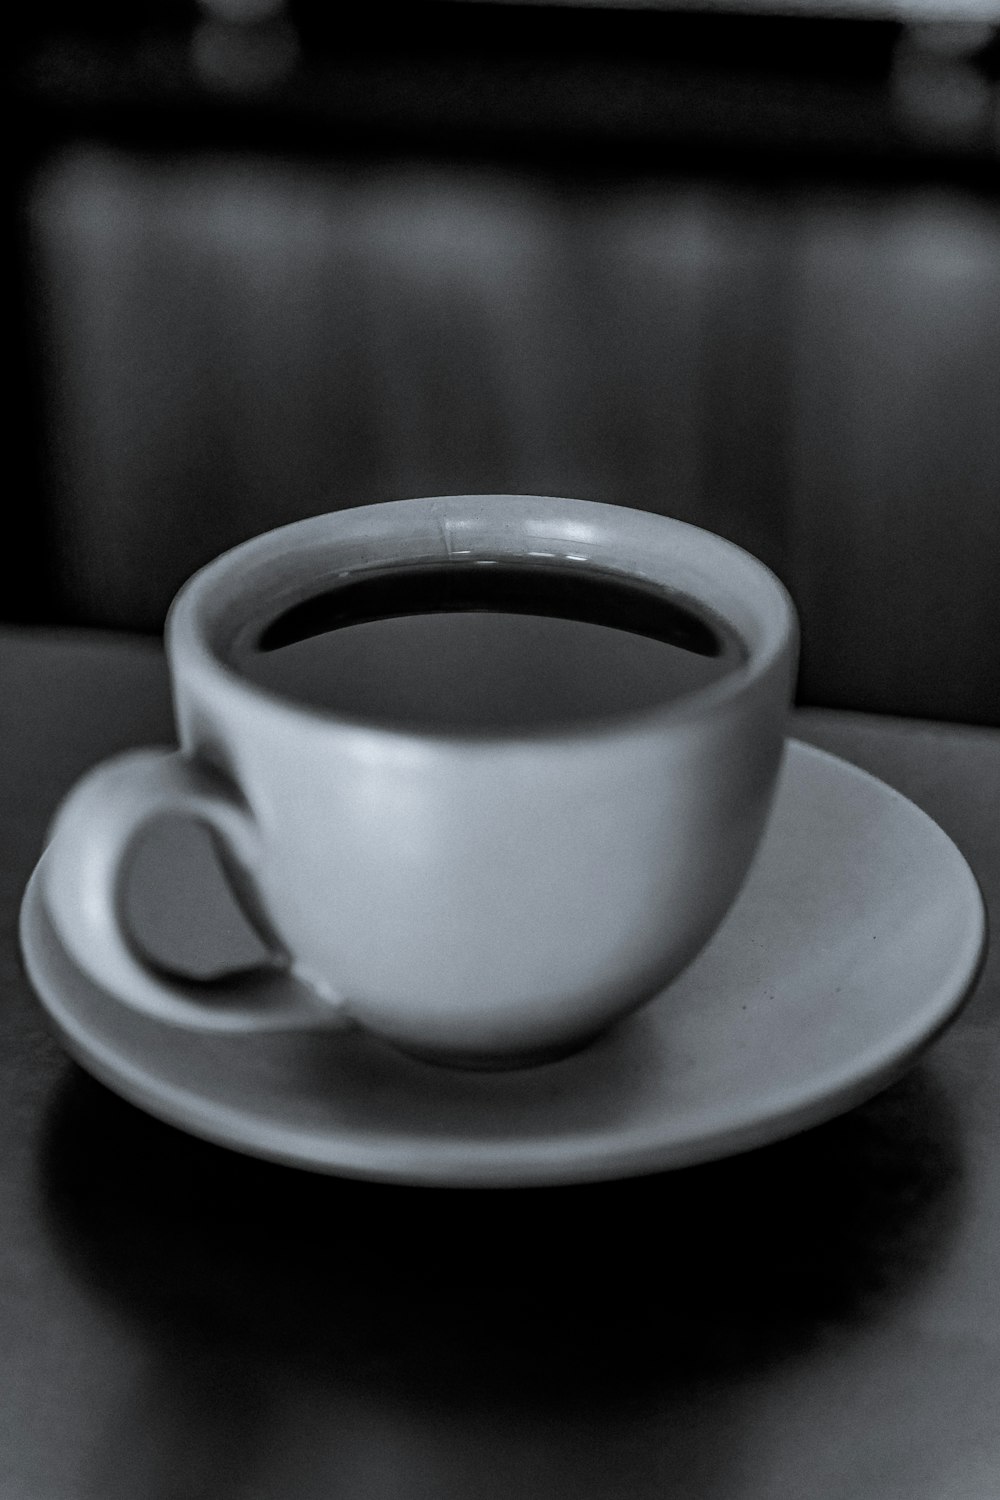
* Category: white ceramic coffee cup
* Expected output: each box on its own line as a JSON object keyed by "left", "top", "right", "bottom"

{"left": 41, "top": 495, "right": 797, "bottom": 1069}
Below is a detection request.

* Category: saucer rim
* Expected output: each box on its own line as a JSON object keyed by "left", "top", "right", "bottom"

{"left": 19, "top": 739, "right": 988, "bottom": 1187}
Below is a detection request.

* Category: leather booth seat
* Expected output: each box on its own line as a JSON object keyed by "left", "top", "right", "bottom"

{"left": 25, "top": 144, "right": 1000, "bottom": 724}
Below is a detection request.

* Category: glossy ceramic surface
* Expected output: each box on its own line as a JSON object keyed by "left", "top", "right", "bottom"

{"left": 22, "top": 741, "right": 986, "bottom": 1186}
{"left": 39, "top": 496, "right": 797, "bottom": 1066}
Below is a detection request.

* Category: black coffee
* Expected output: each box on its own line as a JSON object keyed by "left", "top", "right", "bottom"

{"left": 235, "top": 561, "right": 747, "bottom": 732}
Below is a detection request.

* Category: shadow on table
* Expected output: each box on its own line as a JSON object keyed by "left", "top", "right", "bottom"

{"left": 39, "top": 1062, "right": 963, "bottom": 1497}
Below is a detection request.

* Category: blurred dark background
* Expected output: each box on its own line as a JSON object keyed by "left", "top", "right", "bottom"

{"left": 8, "top": 0, "right": 1000, "bottom": 723}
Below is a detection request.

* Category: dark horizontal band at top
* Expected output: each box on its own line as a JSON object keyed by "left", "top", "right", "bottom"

{"left": 256, "top": 560, "right": 731, "bottom": 659}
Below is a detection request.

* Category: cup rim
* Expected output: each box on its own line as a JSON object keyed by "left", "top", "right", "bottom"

{"left": 166, "top": 495, "right": 798, "bottom": 746}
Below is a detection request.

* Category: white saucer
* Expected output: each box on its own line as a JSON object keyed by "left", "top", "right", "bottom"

{"left": 20, "top": 741, "right": 986, "bottom": 1187}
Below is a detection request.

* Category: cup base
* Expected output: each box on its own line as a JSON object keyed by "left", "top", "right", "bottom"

{"left": 391, "top": 1027, "right": 610, "bottom": 1072}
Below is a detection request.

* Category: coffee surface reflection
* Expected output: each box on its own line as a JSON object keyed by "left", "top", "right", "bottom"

{"left": 240, "top": 561, "right": 748, "bottom": 731}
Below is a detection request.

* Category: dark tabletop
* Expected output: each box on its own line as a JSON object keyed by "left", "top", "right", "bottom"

{"left": 2, "top": 626, "right": 998, "bottom": 1500}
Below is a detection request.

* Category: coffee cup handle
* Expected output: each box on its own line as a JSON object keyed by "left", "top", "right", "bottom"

{"left": 40, "top": 748, "right": 343, "bottom": 1032}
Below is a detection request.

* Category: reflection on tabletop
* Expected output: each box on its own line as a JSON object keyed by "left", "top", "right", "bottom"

{"left": 41, "top": 1063, "right": 961, "bottom": 1497}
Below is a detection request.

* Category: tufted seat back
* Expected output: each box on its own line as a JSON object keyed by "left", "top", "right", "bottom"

{"left": 27, "top": 146, "right": 1000, "bottom": 723}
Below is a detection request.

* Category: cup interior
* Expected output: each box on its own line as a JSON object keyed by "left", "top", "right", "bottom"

{"left": 170, "top": 495, "right": 795, "bottom": 737}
